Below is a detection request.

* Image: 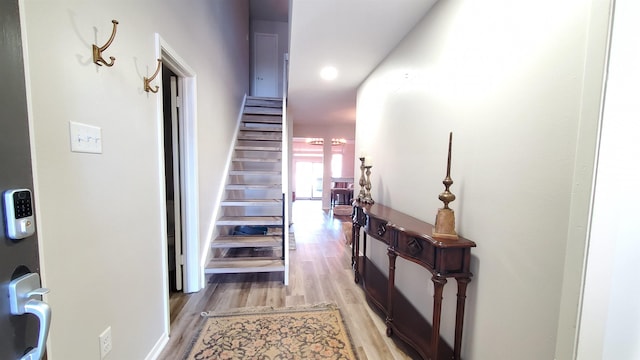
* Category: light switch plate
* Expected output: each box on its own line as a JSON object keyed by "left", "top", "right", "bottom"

{"left": 69, "top": 122, "right": 102, "bottom": 154}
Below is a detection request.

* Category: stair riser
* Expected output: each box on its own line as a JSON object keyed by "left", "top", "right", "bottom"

{"left": 226, "top": 184, "right": 281, "bottom": 189}
{"left": 211, "top": 239, "right": 281, "bottom": 248}
{"left": 230, "top": 164, "right": 282, "bottom": 172}
{"left": 221, "top": 202, "right": 283, "bottom": 206}
{"left": 222, "top": 208, "right": 282, "bottom": 218}
{"left": 235, "top": 147, "right": 282, "bottom": 152}
{"left": 204, "top": 266, "right": 285, "bottom": 275}
{"left": 227, "top": 179, "right": 282, "bottom": 187}
{"left": 240, "top": 125, "right": 282, "bottom": 132}
{"left": 242, "top": 115, "right": 283, "bottom": 124}
{"left": 233, "top": 158, "right": 282, "bottom": 163}
{"left": 228, "top": 171, "right": 282, "bottom": 176}
{"left": 239, "top": 132, "right": 282, "bottom": 139}
{"left": 245, "top": 99, "right": 283, "bottom": 108}
{"left": 244, "top": 107, "right": 283, "bottom": 116}
{"left": 237, "top": 140, "right": 281, "bottom": 147}
{"left": 235, "top": 149, "right": 282, "bottom": 156}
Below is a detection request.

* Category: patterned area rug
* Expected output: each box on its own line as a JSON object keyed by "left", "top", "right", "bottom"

{"left": 185, "top": 304, "right": 357, "bottom": 360}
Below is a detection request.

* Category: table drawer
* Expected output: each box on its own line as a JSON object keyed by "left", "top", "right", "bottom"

{"left": 396, "top": 232, "right": 435, "bottom": 268}
{"left": 365, "top": 215, "right": 391, "bottom": 244}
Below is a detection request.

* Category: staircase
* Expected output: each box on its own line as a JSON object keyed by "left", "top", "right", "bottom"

{"left": 205, "top": 96, "right": 286, "bottom": 276}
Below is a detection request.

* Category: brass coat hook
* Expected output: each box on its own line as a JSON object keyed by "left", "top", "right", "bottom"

{"left": 93, "top": 20, "right": 119, "bottom": 67}
{"left": 144, "top": 59, "right": 162, "bottom": 93}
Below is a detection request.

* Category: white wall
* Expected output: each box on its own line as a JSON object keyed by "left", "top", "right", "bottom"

{"left": 577, "top": 0, "right": 640, "bottom": 359}
{"left": 293, "top": 122, "right": 355, "bottom": 140}
{"left": 20, "top": 1, "right": 248, "bottom": 359}
{"left": 338, "top": 142, "right": 356, "bottom": 179}
{"left": 355, "top": 1, "right": 609, "bottom": 359}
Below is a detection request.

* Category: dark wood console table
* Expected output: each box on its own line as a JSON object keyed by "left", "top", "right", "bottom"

{"left": 351, "top": 201, "right": 476, "bottom": 360}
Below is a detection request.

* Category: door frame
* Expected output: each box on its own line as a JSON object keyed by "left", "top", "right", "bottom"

{"left": 153, "top": 34, "right": 200, "bottom": 330}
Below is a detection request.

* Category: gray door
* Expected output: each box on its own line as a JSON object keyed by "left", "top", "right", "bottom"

{"left": 1, "top": 0, "right": 47, "bottom": 359}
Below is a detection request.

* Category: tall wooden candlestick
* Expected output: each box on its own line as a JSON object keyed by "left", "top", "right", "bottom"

{"left": 362, "top": 166, "right": 374, "bottom": 204}
{"left": 433, "top": 132, "right": 458, "bottom": 239}
{"left": 357, "top": 157, "right": 366, "bottom": 201}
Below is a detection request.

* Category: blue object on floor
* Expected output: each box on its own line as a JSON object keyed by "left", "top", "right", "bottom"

{"left": 233, "top": 225, "right": 268, "bottom": 235}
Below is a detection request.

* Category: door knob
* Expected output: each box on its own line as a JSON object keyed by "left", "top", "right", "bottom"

{"left": 9, "top": 273, "right": 51, "bottom": 360}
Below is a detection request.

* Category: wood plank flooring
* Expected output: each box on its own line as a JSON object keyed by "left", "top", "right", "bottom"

{"left": 158, "top": 200, "right": 414, "bottom": 360}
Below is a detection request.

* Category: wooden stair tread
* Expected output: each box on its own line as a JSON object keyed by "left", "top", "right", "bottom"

{"left": 237, "top": 133, "right": 282, "bottom": 141}
{"left": 245, "top": 97, "right": 283, "bottom": 108}
{"left": 232, "top": 157, "right": 281, "bottom": 162}
{"left": 242, "top": 115, "right": 282, "bottom": 124}
{"left": 235, "top": 145, "right": 282, "bottom": 151}
{"left": 237, "top": 140, "right": 281, "bottom": 145}
{"left": 225, "top": 184, "right": 281, "bottom": 189}
{"left": 217, "top": 216, "right": 283, "bottom": 225}
{"left": 212, "top": 235, "right": 282, "bottom": 248}
{"left": 244, "top": 107, "right": 282, "bottom": 116}
{"left": 221, "top": 199, "right": 282, "bottom": 206}
{"left": 204, "top": 258, "right": 285, "bottom": 274}
{"left": 239, "top": 129, "right": 282, "bottom": 134}
{"left": 228, "top": 170, "right": 281, "bottom": 175}
{"left": 239, "top": 125, "right": 282, "bottom": 132}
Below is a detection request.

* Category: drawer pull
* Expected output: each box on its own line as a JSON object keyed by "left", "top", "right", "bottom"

{"left": 377, "top": 223, "right": 387, "bottom": 236}
{"left": 408, "top": 238, "right": 423, "bottom": 255}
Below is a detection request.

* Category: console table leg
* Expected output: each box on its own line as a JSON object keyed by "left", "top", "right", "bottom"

{"left": 360, "top": 232, "right": 367, "bottom": 283}
{"left": 351, "top": 224, "right": 356, "bottom": 268}
{"left": 454, "top": 277, "right": 471, "bottom": 360}
{"left": 352, "top": 224, "right": 360, "bottom": 283}
{"left": 386, "top": 247, "right": 397, "bottom": 337}
{"left": 431, "top": 275, "right": 447, "bottom": 360}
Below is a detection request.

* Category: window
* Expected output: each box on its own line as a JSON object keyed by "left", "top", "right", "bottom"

{"left": 331, "top": 154, "right": 342, "bottom": 178}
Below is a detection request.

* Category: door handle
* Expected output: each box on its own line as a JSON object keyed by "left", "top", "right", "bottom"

{"left": 9, "top": 273, "right": 51, "bottom": 360}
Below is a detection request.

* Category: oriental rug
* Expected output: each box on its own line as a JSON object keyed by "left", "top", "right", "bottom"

{"left": 184, "top": 304, "right": 358, "bottom": 360}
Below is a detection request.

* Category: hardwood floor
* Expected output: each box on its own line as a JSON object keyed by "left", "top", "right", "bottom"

{"left": 158, "top": 200, "right": 414, "bottom": 360}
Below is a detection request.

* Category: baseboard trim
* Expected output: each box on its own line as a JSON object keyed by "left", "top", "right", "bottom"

{"left": 144, "top": 333, "right": 170, "bottom": 360}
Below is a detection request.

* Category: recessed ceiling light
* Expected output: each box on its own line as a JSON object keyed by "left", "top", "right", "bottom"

{"left": 320, "top": 66, "right": 338, "bottom": 81}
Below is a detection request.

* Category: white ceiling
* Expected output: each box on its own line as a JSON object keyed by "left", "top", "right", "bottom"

{"left": 252, "top": 0, "right": 438, "bottom": 126}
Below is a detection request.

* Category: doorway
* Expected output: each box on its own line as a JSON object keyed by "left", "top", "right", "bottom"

{"left": 295, "top": 161, "right": 323, "bottom": 199}
{"left": 155, "top": 37, "right": 201, "bottom": 341}
{"left": 162, "top": 65, "right": 184, "bottom": 293}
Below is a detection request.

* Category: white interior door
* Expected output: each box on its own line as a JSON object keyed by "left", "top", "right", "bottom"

{"left": 170, "top": 75, "right": 184, "bottom": 291}
{"left": 253, "top": 33, "right": 278, "bottom": 97}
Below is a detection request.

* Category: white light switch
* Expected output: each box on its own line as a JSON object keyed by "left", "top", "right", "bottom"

{"left": 69, "top": 122, "right": 102, "bottom": 154}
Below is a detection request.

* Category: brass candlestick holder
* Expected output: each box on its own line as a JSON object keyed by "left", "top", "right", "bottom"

{"left": 357, "top": 157, "right": 367, "bottom": 201}
{"left": 362, "top": 165, "right": 374, "bottom": 204}
{"left": 433, "top": 132, "right": 459, "bottom": 239}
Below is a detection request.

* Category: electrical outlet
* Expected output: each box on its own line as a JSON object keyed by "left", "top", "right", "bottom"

{"left": 99, "top": 326, "right": 112, "bottom": 358}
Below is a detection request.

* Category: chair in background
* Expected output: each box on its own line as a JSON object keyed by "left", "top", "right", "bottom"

{"left": 331, "top": 180, "right": 354, "bottom": 208}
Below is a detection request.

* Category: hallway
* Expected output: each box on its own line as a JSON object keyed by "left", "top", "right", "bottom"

{"left": 159, "top": 200, "right": 413, "bottom": 359}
